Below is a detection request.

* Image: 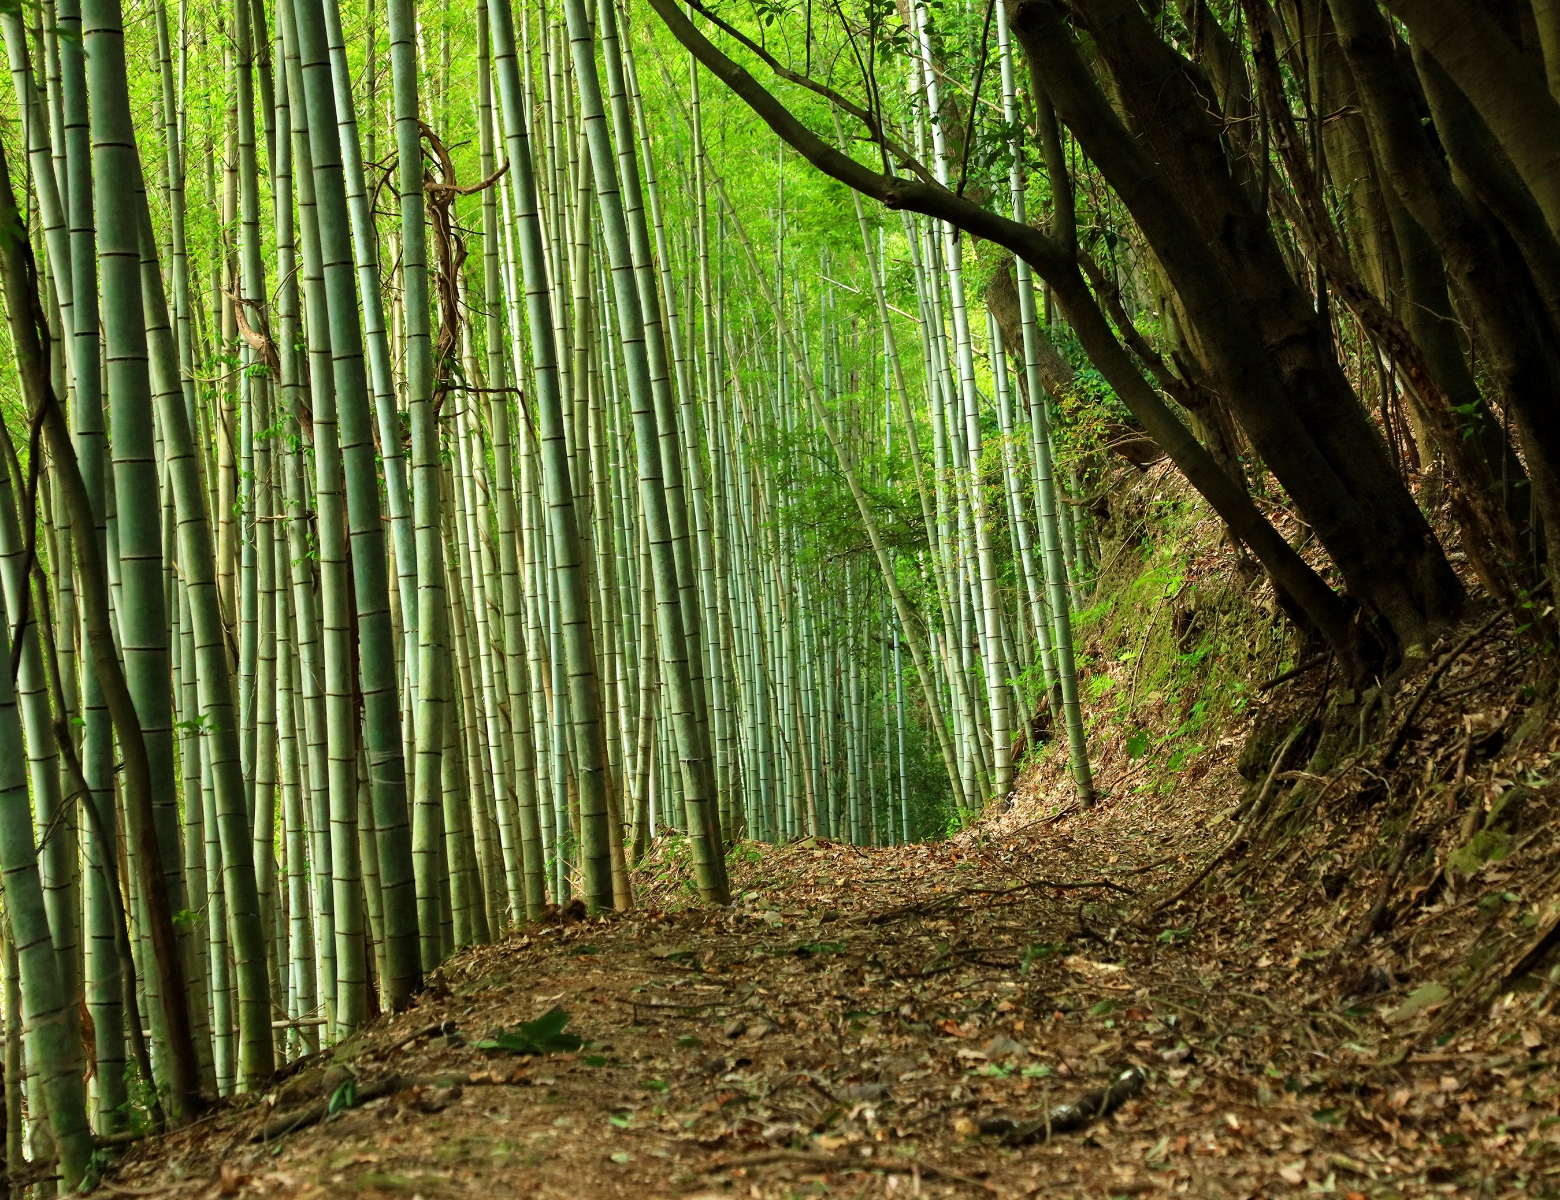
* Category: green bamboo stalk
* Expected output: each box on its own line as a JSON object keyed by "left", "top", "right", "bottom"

{"left": 274, "top": 561, "right": 318, "bottom": 1053}
{"left": 277, "top": 0, "right": 338, "bottom": 1025}
{"left": 291, "top": 0, "right": 420, "bottom": 1013}
{"left": 490, "top": 0, "right": 616, "bottom": 911}
{"left": 480, "top": 5, "right": 544, "bottom": 921}
{"left": 287, "top": 0, "right": 366, "bottom": 1037}
{"left": 453, "top": 399, "right": 499, "bottom": 941}
{"left": 993, "top": 0, "right": 1094, "bottom": 807}
{"left": 320, "top": 0, "right": 417, "bottom": 688}
{"left": 3, "top": 925, "right": 22, "bottom": 1195}
{"left": 131, "top": 176, "right": 273, "bottom": 1090}
{"left": 387, "top": 0, "right": 449, "bottom": 972}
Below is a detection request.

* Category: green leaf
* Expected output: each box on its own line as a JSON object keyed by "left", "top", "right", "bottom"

{"left": 327, "top": 1079, "right": 356, "bottom": 1114}
{"left": 1386, "top": 982, "right": 1451, "bottom": 1023}
{"left": 1125, "top": 731, "right": 1150, "bottom": 759}
{"left": 476, "top": 1006, "right": 583, "bottom": 1055}
{"left": 1019, "top": 942, "right": 1071, "bottom": 973}
{"left": 793, "top": 941, "right": 848, "bottom": 956}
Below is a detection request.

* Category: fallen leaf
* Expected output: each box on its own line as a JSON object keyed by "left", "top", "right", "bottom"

{"left": 1386, "top": 982, "right": 1450, "bottom": 1023}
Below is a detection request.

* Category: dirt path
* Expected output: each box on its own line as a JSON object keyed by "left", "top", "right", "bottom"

{"left": 102, "top": 791, "right": 1560, "bottom": 1200}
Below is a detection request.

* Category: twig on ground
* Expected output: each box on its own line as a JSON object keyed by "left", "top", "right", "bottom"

{"left": 1381, "top": 609, "right": 1507, "bottom": 767}
{"left": 1259, "top": 653, "right": 1328, "bottom": 692}
{"left": 254, "top": 1069, "right": 536, "bottom": 1141}
{"left": 1135, "top": 724, "right": 1306, "bottom": 928}
{"left": 976, "top": 1066, "right": 1147, "bottom": 1143}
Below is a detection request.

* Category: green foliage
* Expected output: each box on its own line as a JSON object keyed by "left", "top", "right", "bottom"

{"left": 475, "top": 1007, "right": 584, "bottom": 1055}
{"left": 1019, "top": 942, "right": 1070, "bottom": 973}
{"left": 327, "top": 1079, "right": 356, "bottom": 1114}
{"left": 1070, "top": 476, "right": 1300, "bottom": 796}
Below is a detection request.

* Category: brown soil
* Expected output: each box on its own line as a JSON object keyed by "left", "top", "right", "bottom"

{"left": 103, "top": 617, "right": 1560, "bottom": 1200}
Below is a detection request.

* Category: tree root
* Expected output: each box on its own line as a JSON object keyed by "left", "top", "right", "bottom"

{"left": 1135, "top": 724, "right": 1305, "bottom": 928}
{"left": 1380, "top": 608, "right": 1507, "bottom": 767}
{"left": 253, "top": 1068, "right": 535, "bottom": 1141}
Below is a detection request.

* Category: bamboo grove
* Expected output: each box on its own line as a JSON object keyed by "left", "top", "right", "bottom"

{"left": 0, "top": 0, "right": 1113, "bottom": 1177}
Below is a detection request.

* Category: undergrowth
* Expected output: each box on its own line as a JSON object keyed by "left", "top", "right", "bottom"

{"left": 1021, "top": 462, "right": 1304, "bottom": 804}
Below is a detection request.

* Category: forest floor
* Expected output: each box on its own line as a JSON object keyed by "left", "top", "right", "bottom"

{"left": 100, "top": 627, "right": 1560, "bottom": 1200}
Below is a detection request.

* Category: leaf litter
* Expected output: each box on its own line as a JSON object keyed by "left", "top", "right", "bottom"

{"left": 101, "top": 613, "right": 1560, "bottom": 1199}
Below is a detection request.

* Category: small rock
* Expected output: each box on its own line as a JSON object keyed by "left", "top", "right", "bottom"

{"left": 723, "top": 1018, "right": 747, "bottom": 1039}
{"left": 745, "top": 1018, "right": 777, "bottom": 1040}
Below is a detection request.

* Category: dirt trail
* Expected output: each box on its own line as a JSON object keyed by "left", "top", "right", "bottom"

{"left": 102, "top": 765, "right": 1560, "bottom": 1200}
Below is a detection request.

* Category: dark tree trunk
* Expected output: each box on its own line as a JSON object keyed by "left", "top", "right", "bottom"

{"left": 1331, "top": 0, "right": 1560, "bottom": 573}
{"left": 1012, "top": 0, "right": 1464, "bottom": 662}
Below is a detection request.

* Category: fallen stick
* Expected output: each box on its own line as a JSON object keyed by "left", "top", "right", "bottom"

{"left": 975, "top": 1065, "right": 1146, "bottom": 1144}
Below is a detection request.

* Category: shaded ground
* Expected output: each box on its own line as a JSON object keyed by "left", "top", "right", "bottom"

{"left": 103, "top": 641, "right": 1560, "bottom": 1200}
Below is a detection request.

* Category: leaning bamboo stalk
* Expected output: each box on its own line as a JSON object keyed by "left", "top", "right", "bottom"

{"left": 291, "top": 0, "right": 421, "bottom": 1015}
{"left": 0, "top": 138, "right": 142, "bottom": 1179}
{"left": 490, "top": 0, "right": 616, "bottom": 911}
{"left": 278, "top": 0, "right": 338, "bottom": 1025}
{"left": 479, "top": 5, "right": 544, "bottom": 920}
